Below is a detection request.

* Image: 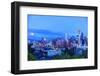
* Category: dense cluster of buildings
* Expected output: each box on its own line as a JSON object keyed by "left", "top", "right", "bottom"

{"left": 28, "top": 31, "right": 88, "bottom": 60}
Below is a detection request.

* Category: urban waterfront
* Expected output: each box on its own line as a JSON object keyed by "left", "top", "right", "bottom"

{"left": 28, "top": 15, "right": 88, "bottom": 61}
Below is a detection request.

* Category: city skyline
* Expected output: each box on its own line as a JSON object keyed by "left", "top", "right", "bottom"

{"left": 28, "top": 15, "right": 88, "bottom": 61}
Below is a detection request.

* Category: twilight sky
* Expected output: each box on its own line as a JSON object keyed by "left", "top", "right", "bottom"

{"left": 28, "top": 15, "right": 88, "bottom": 37}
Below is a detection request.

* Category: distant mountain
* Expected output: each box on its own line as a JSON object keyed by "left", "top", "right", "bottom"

{"left": 28, "top": 29, "right": 64, "bottom": 36}
{"left": 28, "top": 29, "right": 65, "bottom": 40}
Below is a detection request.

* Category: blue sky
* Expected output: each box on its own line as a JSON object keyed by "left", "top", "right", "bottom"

{"left": 28, "top": 15, "right": 88, "bottom": 39}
